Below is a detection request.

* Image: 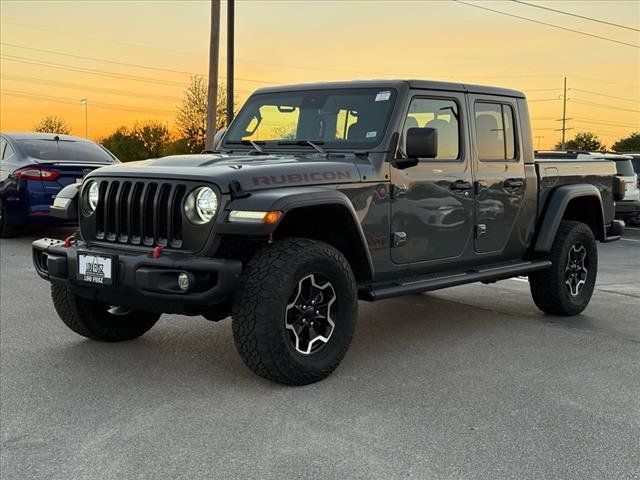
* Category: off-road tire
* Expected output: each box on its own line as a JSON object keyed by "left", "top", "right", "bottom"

{"left": 51, "top": 282, "right": 160, "bottom": 341}
{"left": 0, "top": 199, "right": 18, "bottom": 238}
{"left": 232, "top": 238, "right": 357, "bottom": 386}
{"left": 529, "top": 220, "right": 597, "bottom": 316}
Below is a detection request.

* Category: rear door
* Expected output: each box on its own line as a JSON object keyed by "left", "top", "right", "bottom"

{"left": 469, "top": 96, "right": 526, "bottom": 255}
{"left": 390, "top": 91, "right": 474, "bottom": 264}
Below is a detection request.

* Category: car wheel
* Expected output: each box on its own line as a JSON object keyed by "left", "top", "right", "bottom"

{"left": 0, "top": 199, "right": 19, "bottom": 238}
{"left": 232, "top": 238, "right": 357, "bottom": 385}
{"left": 51, "top": 282, "right": 160, "bottom": 341}
{"left": 529, "top": 220, "right": 598, "bottom": 316}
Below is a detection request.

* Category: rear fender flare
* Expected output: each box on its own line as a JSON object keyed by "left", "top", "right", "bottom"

{"left": 534, "top": 184, "right": 605, "bottom": 252}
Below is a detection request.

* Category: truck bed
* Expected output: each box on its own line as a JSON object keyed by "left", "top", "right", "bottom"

{"left": 534, "top": 158, "right": 616, "bottom": 221}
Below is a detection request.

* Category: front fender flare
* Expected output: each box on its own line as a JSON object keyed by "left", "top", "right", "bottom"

{"left": 215, "top": 186, "right": 374, "bottom": 275}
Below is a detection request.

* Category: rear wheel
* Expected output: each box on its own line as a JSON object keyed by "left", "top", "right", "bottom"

{"left": 51, "top": 283, "right": 160, "bottom": 341}
{"left": 232, "top": 238, "right": 357, "bottom": 386}
{"left": 0, "top": 199, "right": 18, "bottom": 238}
{"left": 529, "top": 220, "right": 597, "bottom": 316}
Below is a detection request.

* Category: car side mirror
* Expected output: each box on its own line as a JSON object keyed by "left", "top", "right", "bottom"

{"left": 406, "top": 127, "right": 438, "bottom": 160}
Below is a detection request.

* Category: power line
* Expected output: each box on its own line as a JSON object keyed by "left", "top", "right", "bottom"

{"left": 1, "top": 42, "right": 198, "bottom": 75}
{"left": 1, "top": 89, "right": 175, "bottom": 115}
{"left": 1, "top": 55, "right": 188, "bottom": 87}
{"left": 0, "top": 55, "right": 277, "bottom": 90}
{"left": 572, "top": 117, "right": 639, "bottom": 129}
{"left": 569, "top": 75, "right": 639, "bottom": 90}
{"left": 1, "top": 74, "right": 184, "bottom": 102}
{"left": 528, "top": 97, "right": 561, "bottom": 102}
{"left": 0, "top": 43, "right": 280, "bottom": 85}
{"left": 453, "top": 1, "right": 640, "bottom": 49}
{"left": 569, "top": 88, "right": 638, "bottom": 103}
{"left": 570, "top": 98, "right": 640, "bottom": 114}
{"left": 511, "top": 0, "right": 640, "bottom": 32}
{"left": 571, "top": 126, "right": 631, "bottom": 136}
{"left": 0, "top": 73, "right": 252, "bottom": 98}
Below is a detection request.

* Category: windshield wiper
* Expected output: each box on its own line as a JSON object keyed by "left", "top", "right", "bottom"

{"left": 277, "top": 140, "right": 326, "bottom": 154}
{"left": 225, "top": 140, "right": 268, "bottom": 155}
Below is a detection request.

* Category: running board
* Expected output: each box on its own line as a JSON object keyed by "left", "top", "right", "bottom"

{"left": 362, "top": 260, "right": 551, "bottom": 301}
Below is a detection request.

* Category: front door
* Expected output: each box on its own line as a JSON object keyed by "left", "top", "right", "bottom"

{"left": 390, "top": 93, "right": 474, "bottom": 264}
{"left": 470, "top": 97, "right": 526, "bottom": 254}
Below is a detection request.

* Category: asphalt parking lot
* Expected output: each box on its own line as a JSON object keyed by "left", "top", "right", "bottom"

{"left": 1, "top": 228, "right": 639, "bottom": 480}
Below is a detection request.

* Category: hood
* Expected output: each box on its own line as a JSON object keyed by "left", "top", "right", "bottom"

{"left": 86, "top": 153, "right": 362, "bottom": 193}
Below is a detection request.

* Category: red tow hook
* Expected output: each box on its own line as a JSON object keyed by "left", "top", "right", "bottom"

{"left": 151, "top": 244, "right": 164, "bottom": 259}
{"left": 63, "top": 234, "right": 76, "bottom": 248}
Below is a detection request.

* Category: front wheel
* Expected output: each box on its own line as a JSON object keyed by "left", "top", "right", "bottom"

{"left": 529, "top": 220, "right": 598, "bottom": 316}
{"left": 232, "top": 238, "right": 357, "bottom": 386}
{"left": 51, "top": 283, "right": 160, "bottom": 341}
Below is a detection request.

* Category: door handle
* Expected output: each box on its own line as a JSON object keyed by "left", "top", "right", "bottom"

{"left": 504, "top": 178, "right": 524, "bottom": 188}
{"left": 450, "top": 180, "right": 473, "bottom": 191}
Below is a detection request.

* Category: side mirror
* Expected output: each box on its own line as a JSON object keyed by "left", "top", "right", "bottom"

{"left": 49, "top": 182, "right": 80, "bottom": 220}
{"left": 406, "top": 127, "right": 438, "bottom": 160}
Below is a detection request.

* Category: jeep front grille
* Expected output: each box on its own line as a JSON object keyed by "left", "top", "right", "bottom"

{"left": 93, "top": 179, "right": 187, "bottom": 248}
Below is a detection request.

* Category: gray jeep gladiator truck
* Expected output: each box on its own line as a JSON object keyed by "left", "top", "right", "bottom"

{"left": 33, "top": 80, "right": 624, "bottom": 385}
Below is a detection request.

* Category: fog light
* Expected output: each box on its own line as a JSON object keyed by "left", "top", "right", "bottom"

{"left": 178, "top": 272, "right": 190, "bottom": 292}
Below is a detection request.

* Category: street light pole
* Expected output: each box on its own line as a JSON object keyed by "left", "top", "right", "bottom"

{"left": 80, "top": 98, "right": 88, "bottom": 138}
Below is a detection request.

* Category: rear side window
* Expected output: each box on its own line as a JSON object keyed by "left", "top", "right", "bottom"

{"left": 475, "top": 102, "right": 517, "bottom": 161}
{"left": 16, "top": 139, "right": 115, "bottom": 163}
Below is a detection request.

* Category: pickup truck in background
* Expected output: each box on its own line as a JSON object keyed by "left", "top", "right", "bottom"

{"left": 33, "top": 80, "right": 624, "bottom": 385}
{"left": 535, "top": 150, "right": 640, "bottom": 225}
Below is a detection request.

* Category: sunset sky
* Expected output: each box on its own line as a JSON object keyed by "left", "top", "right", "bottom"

{"left": 1, "top": 0, "right": 638, "bottom": 150}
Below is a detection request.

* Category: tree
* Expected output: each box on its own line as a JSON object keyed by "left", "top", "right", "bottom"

{"left": 611, "top": 132, "right": 640, "bottom": 152}
{"left": 33, "top": 116, "right": 71, "bottom": 135}
{"left": 132, "top": 120, "right": 171, "bottom": 158}
{"left": 555, "top": 131, "right": 605, "bottom": 151}
{"left": 175, "top": 75, "right": 229, "bottom": 153}
{"left": 100, "top": 127, "right": 146, "bottom": 162}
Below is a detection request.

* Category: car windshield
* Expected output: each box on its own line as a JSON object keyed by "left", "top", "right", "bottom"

{"left": 223, "top": 88, "right": 398, "bottom": 151}
{"left": 17, "top": 139, "right": 116, "bottom": 163}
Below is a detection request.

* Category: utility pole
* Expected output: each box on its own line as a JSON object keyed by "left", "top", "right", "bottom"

{"left": 226, "top": 0, "right": 234, "bottom": 127}
{"left": 534, "top": 135, "right": 544, "bottom": 150}
{"left": 560, "top": 76, "right": 567, "bottom": 149}
{"left": 80, "top": 98, "right": 88, "bottom": 139}
{"left": 205, "top": 0, "right": 221, "bottom": 151}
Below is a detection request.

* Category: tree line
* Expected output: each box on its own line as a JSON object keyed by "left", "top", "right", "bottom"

{"left": 32, "top": 76, "right": 640, "bottom": 159}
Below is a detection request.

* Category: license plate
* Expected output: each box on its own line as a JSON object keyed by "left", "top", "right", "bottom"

{"left": 78, "top": 252, "right": 114, "bottom": 285}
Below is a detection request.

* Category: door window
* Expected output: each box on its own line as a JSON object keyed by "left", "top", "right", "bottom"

{"left": 474, "top": 102, "right": 517, "bottom": 161}
{"left": 402, "top": 98, "right": 460, "bottom": 160}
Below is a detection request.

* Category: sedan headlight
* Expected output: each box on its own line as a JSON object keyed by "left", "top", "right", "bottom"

{"left": 184, "top": 186, "right": 218, "bottom": 224}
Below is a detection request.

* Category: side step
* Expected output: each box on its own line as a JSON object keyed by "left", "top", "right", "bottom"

{"left": 362, "top": 260, "right": 551, "bottom": 301}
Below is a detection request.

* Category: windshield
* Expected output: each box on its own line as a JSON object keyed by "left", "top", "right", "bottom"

{"left": 224, "top": 88, "right": 397, "bottom": 150}
{"left": 17, "top": 139, "right": 116, "bottom": 163}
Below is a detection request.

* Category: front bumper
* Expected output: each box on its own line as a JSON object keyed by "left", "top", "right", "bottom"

{"left": 32, "top": 238, "right": 242, "bottom": 314}
{"left": 615, "top": 200, "right": 640, "bottom": 216}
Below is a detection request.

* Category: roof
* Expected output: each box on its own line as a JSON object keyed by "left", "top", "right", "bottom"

{"left": 253, "top": 79, "right": 525, "bottom": 98}
{"left": 1, "top": 132, "right": 93, "bottom": 142}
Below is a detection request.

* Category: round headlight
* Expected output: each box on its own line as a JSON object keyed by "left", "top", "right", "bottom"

{"left": 87, "top": 181, "right": 99, "bottom": 212}
{"left": 185, "top": 187, "right": 218, "bottom": 224}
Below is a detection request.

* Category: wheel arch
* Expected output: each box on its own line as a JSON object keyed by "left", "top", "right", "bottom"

{"left": 222, "top": 187, "right": 374, "bottom": 282}
{"left": 534, "top": 184, "right": 605, "bottom": 253}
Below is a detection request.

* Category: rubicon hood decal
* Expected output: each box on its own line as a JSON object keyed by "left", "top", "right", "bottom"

{"left": 86, "top": 153, "right": 362, "bottom": 193}
{"left": 252, "top": 170, "right": 353, "bottom": 187}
